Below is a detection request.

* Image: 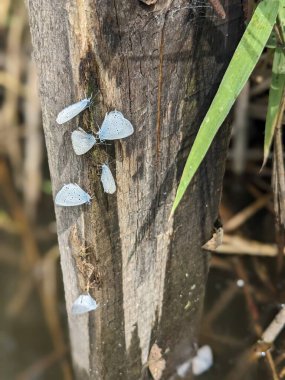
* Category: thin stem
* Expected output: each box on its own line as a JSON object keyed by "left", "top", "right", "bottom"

{"left": 276, "top": 14, "right": 285, "bottom": 46}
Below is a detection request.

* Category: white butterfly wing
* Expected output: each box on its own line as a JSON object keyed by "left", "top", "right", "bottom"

{"left": 56, "top": 98, "right": 91, "bottom": 124}
{"left": 192, "top": 346, "right": 213, "bottom": 375}
{"left": 101, "top": 164, "right": 116, "bottom": 194}
{"left": 120, "top": 117, "right": 134, "bottom": 138}
{"left": 55, "top": 184, "right": 91, "bottom": 206}
{"left": 98, "top": 111, "right": 134, "bottom": 140}
{"left": 71, "top": 128, "right": 96, "bottom": 155}
{"left": 71, "top": 294, "right": 98, "bottom": 315}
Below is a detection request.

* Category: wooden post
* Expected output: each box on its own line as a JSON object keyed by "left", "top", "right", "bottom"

{"left": 27, "top": 0, "right": 244, "bottom": 378}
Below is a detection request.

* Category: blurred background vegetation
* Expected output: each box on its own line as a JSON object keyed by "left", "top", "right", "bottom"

{"left": 0, "top": 1, "right": 72, "bottom": 379}
{"left": 0, "top": 1, "right": 284, "bottom": 380}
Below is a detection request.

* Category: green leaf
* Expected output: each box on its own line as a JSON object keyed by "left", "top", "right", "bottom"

{"left": 171, "top": 0, "right": 280, "bottom": 216}
{"left": 277, "top": 2, "right": 285, "bottom": 42}
{"left": 263, "top": 47, "right": 285, "bottom": 168}
{"left": 266, "top": 31, "right": 277, "bottom": 48}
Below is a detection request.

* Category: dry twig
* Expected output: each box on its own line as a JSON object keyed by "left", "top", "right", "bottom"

{"left": 272, "top": 93, "right": 285, "bottom": 273}
{"left": 224, "top": 194, "right": 271, "bottom": 232}
{"left": 209, "top": 234, "right": 283, "bottom": 257}
{"left": 261, "top": 307, "right": 285, "bottom": 344}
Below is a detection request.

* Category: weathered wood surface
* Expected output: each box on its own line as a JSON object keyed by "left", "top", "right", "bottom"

{"left": 27, "top": 0, "right": 244, "bottom": 378}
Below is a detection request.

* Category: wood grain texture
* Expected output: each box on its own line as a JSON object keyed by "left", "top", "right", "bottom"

{"left": 27, "top": 0, "right": 244, "bottom": 378}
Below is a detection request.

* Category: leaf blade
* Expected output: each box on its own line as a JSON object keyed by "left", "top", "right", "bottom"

{"left": 171, "top": 0, "right": 280, "bottom": 216}
{"left": 263, "top": 47, "right": 285, "bottom": 168}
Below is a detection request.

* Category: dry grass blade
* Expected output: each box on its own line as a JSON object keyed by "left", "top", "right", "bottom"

{"left": 247, "top": 184, "right": 274, "bottom": 214}
{"left": 211, "top": 234, "right": 283, "bottom": 257}
{"left": 262, "top": 307, "right": 285, "bottom": 344}
{"left": 224, "top": 194, "right": 271, "bottom": 232}
{"left": 280, "top": 366, "right": 285, "bottom": 378}
{"left": 272, "top": 94, "right": 285, "bottom": 272}
{"left": 265, "top": 350, "right": 280, "bottom": 380}
{"left": 273, "top": 127, "right": 285, "bottom": 226}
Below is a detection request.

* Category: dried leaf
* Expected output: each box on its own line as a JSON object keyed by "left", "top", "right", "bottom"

{"left": 202, "top": 227, "right": 224, "bottom": 251}
{"left": 148, "top": 343, "right": 166, "bottom": 380}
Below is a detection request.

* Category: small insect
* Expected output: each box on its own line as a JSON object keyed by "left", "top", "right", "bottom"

{"left": 71, "top": 128, "right": 97, "bottom": 155}
{"left": 101, "top": 164, "right": 116, "bottom": 194}
{"left": 98, "top": 110, "right": 134, "bottom": 141}
{"left": 71, "top": 293, "right": 98, "bottom": 315}
{"left": 192, "top": 345, "right": 213, "bottom": 376}
{"left": 55, "top": 183, "right": 92, "bottom": 206}
{"left": 56, "top": 96, "right": 92, "bottom": 124}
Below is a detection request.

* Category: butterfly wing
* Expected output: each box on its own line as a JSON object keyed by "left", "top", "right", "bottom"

{"left": 121, "top": 117, "right": 134, "bottom": 137}
{"left": 71, "top": 294, "right": 98, "bottom": 315}
{"left": 55, "top": 184, "right": 91, "bottom": 206}
{"left": 101, "top": 164, "right": 116, "bottom": 194}
{"left": 71, "top": 129, "right": 96, "bottom": 155}
{"left": 98, "top": 111, "right": 134, "bottom": 140}
{"left": 192, "top": 346, "right": 213, "bottom": 375}
{"left": 56, "top": 98, "right": 91, "bottom": 124}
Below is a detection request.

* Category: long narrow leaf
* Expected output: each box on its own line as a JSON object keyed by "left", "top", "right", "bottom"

{"left": 263, "top": 47, "right": 285, "bottom": 168}
{"left": 171, "top": 0, "right": 280, "bottom": 216}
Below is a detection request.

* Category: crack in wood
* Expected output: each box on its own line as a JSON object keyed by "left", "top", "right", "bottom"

{"left": 155, "top": 17, "right": 166, "bottom": 164}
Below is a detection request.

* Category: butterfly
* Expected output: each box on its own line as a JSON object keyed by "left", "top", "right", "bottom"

{"left": 55, "top": 183, "right": 92, "bottom": 206}
{"left": 98, "top": 110, "right": 134, "bottom": 140}
{"left": 71, "top": 293, "right": 98, "bottom": 315}
{"left": 71, "top": 128, "right": 96, "bottom": 155}
{"left": 56, "top": 96, "right": 92, "bottom": 124}
{"left": 101, "top": 164, "right": 116, "bottom": 194}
